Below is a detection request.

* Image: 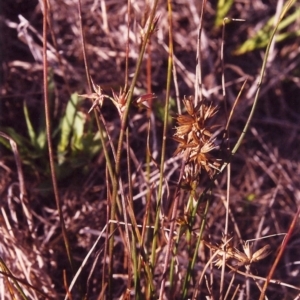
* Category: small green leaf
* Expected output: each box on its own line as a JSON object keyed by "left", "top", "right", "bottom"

{"left": 57, "top": 93, "right": 81, "bottom": 163}
{"left": 23, "top": 101, "right": 37, "bottom": 146}
{"left": 234, "top": 7, "right": 300, "bottom": 55}
{"left": 71, "top": 111, "right": 85, "bottom": 151}
{"left": 0, "top": 127, "right": 29, "bottom": 152}
{"left": 36, "top": 129, "right": 47, "bottom": 150}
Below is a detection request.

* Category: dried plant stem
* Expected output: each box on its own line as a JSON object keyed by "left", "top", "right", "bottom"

{"left": 45, "top": 0, "right": 72, "bottom": 96}
{"left": 126, "top": 199, "right": 155, "bottom": 293}
{"left": 77, "top": 0, "right": 115, "bottom": 182}
{"left": 169, "top": 212, "right": 183, "bottom": 295}
{"left": 225, "top": 264, "right": 300, "bottom": 292}
{"left": 219, "top": 18, "right": 229, "bottom": 299}
{"left": 219, "top": 163, "right": 231, "bottom": 300}
{"left": 124, "top": 0, "right": 131, "bottom": 90}
{"left": 224, "top": 79, "right": 247, "bottom": 132}
{"left": 193, "top": 238, "right": 235, "bottom": 299}
{"left": 224, "top": 271, "right": 236, "bottom": 300}
{"left": 220, "top": 18, "right": 230, "bottom": 118}
{"left": 145, "top": 122, "right": 153, "bottom": 241}
{"left": 167, "top": 188, "right": 190, "bottom": 292}
{"left": 259, "top": 205, "right": 300, "bottom": 299}
{"left": 77, "top": 1, "right": 118, "bottom": 296}
{"left": 42, "top": 0, "right": 73, "bottom": 273}
{"left": 182, "top": 198, "right": 210, "bottom": 299}
{"left": 151, "top": 1, "right": 173, "bottom": 293}
{"left": 0, "top": 257, "right": 28, "bottom": 300}
{"left": 157, "top": 0, "right": 176, "bottom": 273}
{"left": 0, "top": 265, "right": 52, "bottom": 299}
{"left": 125, "top": 130, "right": 133, "bottom": 292}
{"left": 0, "top": 132, "right": 32, "bottom": 233}
{"left": 159, "top": 186, "right": 183, "bottom": 298}
{"left": 194, "top": 0, "right": 206, "bottom": 103}
{"left": 144, "top": 11, "right": 155, "bottom": 294}
{"left": 63, "top": 222, "right": 115, "bottom": 300}
{"left": 109, "top": 5, "right": 160, "bottom": 296}
{"left": 97, "top": 113, "right": 122, "bottom": 212}
{"left": 77, "top": 0, "right": 115, "bottom": 188}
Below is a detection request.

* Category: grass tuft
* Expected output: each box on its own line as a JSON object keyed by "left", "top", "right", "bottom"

{"left": 0, "top": 0, "right": 300, "bottom": 299}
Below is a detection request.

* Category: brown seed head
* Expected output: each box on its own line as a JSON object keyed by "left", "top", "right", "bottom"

{"left": 173, "top": 96, "right": 221, "bottom": 181}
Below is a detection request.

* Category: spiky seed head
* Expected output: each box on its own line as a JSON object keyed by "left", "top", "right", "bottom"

{"left": 173, "top": 96, "right": 221, "bottom": 182}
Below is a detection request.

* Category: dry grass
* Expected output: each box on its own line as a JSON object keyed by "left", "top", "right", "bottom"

{"left": 0, "top": 0, "right": 300, "bottom": 299}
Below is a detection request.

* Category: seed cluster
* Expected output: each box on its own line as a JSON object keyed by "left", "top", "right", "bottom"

{"left": 204, "top": 237, "right": 271, "bottom": 268}
{"left": 173, "top": 96, "right": 221, "bottom": 184}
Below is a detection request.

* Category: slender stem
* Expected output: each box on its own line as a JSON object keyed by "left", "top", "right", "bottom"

{"left": 124, "top": 129, "right": 132, "bottom": 291}
{"left": 181, "top": 199, "right": 210, "bottom": 299}
{"left": 219, "top": 18, "right": 229, "bottom": 298}
{"left": 195, "top": 0, "right": 206, "bottom": 103}
{"left": 145, "top": 11, "right": 154, "bottom": 278}
{"left": 0, "top": 257, "right": 29, "bottom": 300}
{"left": 109, "top": 1, "right": 160, "bottom": 296}
{"left": 124, "top": 0, "right": 131, "bottom": 90}
{"left": 231, "top": 0, "right": 296, "bottom": 157}
{"left": 259, "top": 206, "right": 300, "bottom": 299}
{"left": 77, "top": 1, "right": 118, "bottom": 297}
{"left": 42, "top": 0, "right": 74, "bottom": 272}
{"left": 150, "top": 0, "right": 173, "bottom": 273}
{"left": 78, "top": 0, "right": 115, "bottom": 187}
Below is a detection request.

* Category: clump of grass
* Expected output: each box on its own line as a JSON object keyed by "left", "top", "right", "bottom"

{"left": 0, "top": 0, "right": 300, "bottom": 299}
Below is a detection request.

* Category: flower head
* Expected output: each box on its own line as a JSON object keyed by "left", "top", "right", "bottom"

{"left": 174, "top": 96, "right": 221, "bottom": 182}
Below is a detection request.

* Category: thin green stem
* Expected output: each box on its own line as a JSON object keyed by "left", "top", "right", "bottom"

{"left": 0, "top": 258, "right": 29, "bottom": 300}
{"left": 126, "top": 199, "right": 155, "bottom": 293}
{"left": 231, "top": 0, "right": 296, "bottom": 157}
{"left": 108, "top": 1, "right": 160, "bottom": 296}
{"left": 150, "top": 0, "right": 173, "bottom": 274}
{"left": 181, "top": 199, "right": 210, "bottom": 299}
{"left": 169, "top": 223, "right": 182, "bottom": 295}
{"left": 125, "top": 129, "right": 133, "bottom": 292}
{"left": 259, "top": 37, "right": 298, "bottom": 283}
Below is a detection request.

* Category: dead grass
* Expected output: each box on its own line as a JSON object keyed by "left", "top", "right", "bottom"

{"left": 0, "top": 0, "right": 300, "bottom": 299}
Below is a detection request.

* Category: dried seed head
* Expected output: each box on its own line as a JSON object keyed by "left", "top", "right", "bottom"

{"left": 140, "top": 11, "right": 159, "bottom": 43}
{"left": 204, "top": 237, "right": 271, "bottom": 269}
{"left": 111, "top": 88, "right": 128, "bottom": 117}
{"left": 243, "top": 242, "right": 271, "bottom": 264}
{"left": 134, "top": 93, "right": 156, "bottom": 109}
{"left": 174, "top": 96, "right": 221, "bottom": 182}
{"left": 79, "top": 81, "right": 104, "bottom": 113}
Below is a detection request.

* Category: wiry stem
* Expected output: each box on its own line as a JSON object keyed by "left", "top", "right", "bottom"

{"left": 150, "top": 0, "right": 173, "bottom": 289}
{"left": 108, "top": 1, "right": 160, "bottom": 296}
{"left": 231, "top": 0, "right": 296, "bottom": 157}
{"left": 42, "top": 0, "right": 74, "bottom": 273}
